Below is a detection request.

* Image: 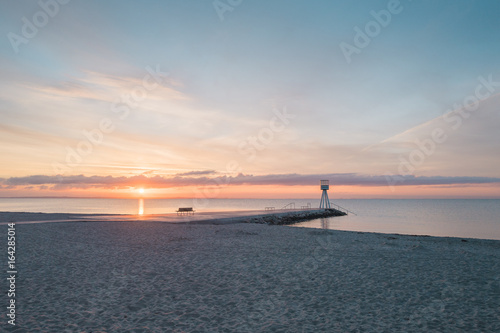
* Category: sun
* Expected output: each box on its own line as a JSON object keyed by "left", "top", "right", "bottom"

{"left": 138, "top": 188, "right": 145, "bottom": 194}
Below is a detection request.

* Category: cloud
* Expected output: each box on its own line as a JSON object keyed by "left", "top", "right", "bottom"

{"left": 176, "top": 170, "right": 218, "bottom": 176}
{"left": 2, "top": 173, "right": 500, "bottom": 190}
{"left": 360, "top": 91, "right": 500, "bottom": 177}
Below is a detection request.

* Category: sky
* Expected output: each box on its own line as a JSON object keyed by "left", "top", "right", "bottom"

{"left": 1, "top": 0, "right": 500, "bottom": 199}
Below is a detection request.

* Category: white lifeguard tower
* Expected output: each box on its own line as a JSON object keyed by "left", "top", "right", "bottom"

{"left": 319, "top": 180, "right": 331, "bottom": 209}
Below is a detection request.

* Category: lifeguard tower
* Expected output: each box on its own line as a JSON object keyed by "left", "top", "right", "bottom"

{"left": 319, "top": 180, "right": 331, "bottom": 209}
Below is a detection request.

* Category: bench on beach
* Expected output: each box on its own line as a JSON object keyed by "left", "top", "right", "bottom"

{"left": 176, "top": 207, "right": 195, "bottom": 216}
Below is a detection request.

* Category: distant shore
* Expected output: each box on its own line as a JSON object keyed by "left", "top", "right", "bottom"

{"left": 1, "top": 217, "right": 499, "bottom": 331}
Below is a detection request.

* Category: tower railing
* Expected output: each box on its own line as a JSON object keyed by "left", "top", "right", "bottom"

{"left": 281, "top": 202, "right": 296, "bottom": 210}
{"left": 329, "top": 202, "right": 357, "bottom": 215}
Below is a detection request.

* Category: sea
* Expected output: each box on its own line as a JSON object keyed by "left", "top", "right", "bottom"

{"left": 0, "top": 198, "right": 499, "bottom": 240}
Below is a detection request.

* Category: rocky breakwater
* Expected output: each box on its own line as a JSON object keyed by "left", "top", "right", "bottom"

{"left": 246, "top": 209, "right": 347, "bottom": 226}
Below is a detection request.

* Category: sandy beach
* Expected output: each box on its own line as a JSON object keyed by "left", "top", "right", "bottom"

{"left": 1, "top": 212, "right": 499, "bottom": 332}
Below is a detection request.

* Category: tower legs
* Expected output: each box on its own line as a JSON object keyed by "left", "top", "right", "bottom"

{"left": 319, "top": 190, "right": 330, "bottom": 209}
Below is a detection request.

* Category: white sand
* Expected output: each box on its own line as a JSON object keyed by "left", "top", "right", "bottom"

{"left": 1, "top": 216, "right": 499, "bottom": 332}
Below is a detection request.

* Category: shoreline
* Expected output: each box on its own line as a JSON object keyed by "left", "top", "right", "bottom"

{"left": 1, "top": 210, "right": 500, "bottom": 242}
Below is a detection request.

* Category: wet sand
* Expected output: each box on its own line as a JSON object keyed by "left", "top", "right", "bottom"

{"left": 0, "top": 209, "right": 344, "bottom": 225}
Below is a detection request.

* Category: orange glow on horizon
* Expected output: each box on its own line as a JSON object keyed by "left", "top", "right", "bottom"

{"left": 1, "top": 183, "right": 500, "bottom": 199}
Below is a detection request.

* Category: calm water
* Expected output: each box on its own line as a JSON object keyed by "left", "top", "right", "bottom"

{"left": 295, "top": 199, "right": 500, "bottom": 241}
{"left": 0, "top": 198, "right": 499, "bottom": 240}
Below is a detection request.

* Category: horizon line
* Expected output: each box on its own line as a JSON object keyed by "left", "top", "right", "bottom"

{"left": 1, "top": 196, "right": 499, "bottom": 200}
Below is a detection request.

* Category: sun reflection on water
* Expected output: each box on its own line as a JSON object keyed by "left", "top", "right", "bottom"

{"left": 138, "top": 198, "right": 144, "bottom": 215}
